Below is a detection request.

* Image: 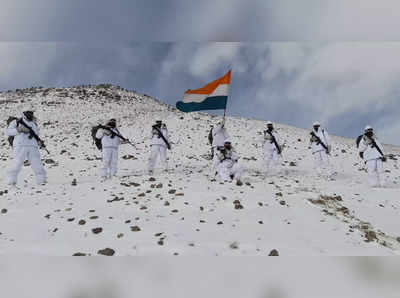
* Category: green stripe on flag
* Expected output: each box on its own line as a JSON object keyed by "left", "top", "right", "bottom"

{"left": 176, "top": 96, "right": 227, "bottom": 112}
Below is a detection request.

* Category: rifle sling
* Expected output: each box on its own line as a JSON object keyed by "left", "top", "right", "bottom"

{"left": 19, "top": 119, "right": 44, "bottom": 145}
{"left": 311, "top": 131, "right": 328, "bottom": 150}
{"left": 153, "top": 127, "right": 170, "bottom": 148}
{"left": 266, "top": 130, "right": 281, "bottom": 153}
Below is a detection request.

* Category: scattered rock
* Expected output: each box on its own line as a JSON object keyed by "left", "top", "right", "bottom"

{"left": 78, "top": 219, "right": 86, "bottom": 225}
{"left": 130, "top": 226, "right": 141, "bottom": 232}
{"left": 289, "top": 162, "right": 296, "bottom": 166}
{"left": 1, "top": 209, "right": 8, "bottom": 214}
{"left": 229, "top": 241, "right": 239, "bottom": 249}
{"left": 168, "top": 189, "right": 176, "bottom": 194}
{"left": 92, "top": 227, "right": 103, "bottom": 234}
{"left": 233, "top": 200, "right": 244, "bottom": 209}
{"left": 73, "top": 252, "right": 87, "bottom": 256}
{"left": 217, "top": 221, "right": 223, "bottom": 225}
{"left": 365, "top": 230, "right": 377, "bottom": 242}
{"left": 122, "top": 154, "right": 137, "bottom": 160}
{"left": 149, "top": 177, "right": 156, "bottom": 182}
{"left": 269, "top": 249, "right": 279, "bottom": 256}
{"left": 98, "top": 248, "right": 115, "bottom": 256}
{"left": 71, "top": 179, "right": 77, "bottom": 186}
{"left": 279, "top": 200, "right": 286, "bottom": 206}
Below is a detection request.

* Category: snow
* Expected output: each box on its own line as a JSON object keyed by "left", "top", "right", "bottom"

{"left": 0, "top": 85, "right": 399, "bottom": 256}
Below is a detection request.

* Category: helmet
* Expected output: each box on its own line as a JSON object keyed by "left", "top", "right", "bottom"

{"left": 313, "top": 121, "right": 321, "bottom": 127}
{"left": 22, "top": 110, "right": 35, "bottom": 121}
{"left": 364, "top": 125, "right": 373, "bottom": 132}
{"left": 107, "top": 118, "right": 116, "bottom": 128}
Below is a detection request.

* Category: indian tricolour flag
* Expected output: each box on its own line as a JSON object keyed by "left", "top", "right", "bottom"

{"left": 176, "top": 70, "right": 231, "bottom": 112}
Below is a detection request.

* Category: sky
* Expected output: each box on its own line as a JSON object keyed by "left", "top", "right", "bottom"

{"left": 1, "top": 0, "right": 400, "bottom": 145}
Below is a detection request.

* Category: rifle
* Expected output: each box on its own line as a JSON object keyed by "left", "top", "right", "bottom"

{"left": 265, "top": 130, "right": 282, "bottom": 155}
{"left": 152, "top": 126, "right": 171, "bottom": 150}
{"left": 18, "top": 119, "right": 50, "bottom": 154}
{"left": 369, "top": 137, "right": 386, "bottom": 162}
{"left": 310, "top": 131, "right": 329, "bottom": 153}
{"left": 100, "top": 126, "right": 137, "bottom": 149}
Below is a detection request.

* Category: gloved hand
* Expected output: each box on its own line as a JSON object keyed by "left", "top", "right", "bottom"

{"left": 17, "top": 125, "right": 30, "bottom": 134}
{"left": 359, "top": 152, "right": 364, "bottom": 159}
{"left": 381, "top": 156, "right": 387, "bottom": 162}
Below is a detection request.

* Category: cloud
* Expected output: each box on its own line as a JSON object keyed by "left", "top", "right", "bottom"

{"left": 0, "top": 41, "right": 399, "bottom": 145}
{"left": 2, "top": 0, "right": 400, "bottom": 42}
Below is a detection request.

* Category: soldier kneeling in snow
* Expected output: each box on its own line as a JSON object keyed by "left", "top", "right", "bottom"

{"left": 215, "top": 141, "right": 243, "bottom": 185}
{"left": 96, "top": 119, "right": 128, "bottom": 180}
{"left": 358, "top": 126, "right": 386, "bottom": 187}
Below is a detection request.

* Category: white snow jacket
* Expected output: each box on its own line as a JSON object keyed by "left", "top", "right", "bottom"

{"left": 310, "top": 128, "right": 330, "bottom": 153}
{"left": 6, "top": 117, "right": 40, "bottom": 148}
{"left": 263, "top": 130, "right": 281, "bottom": 152}
{"left": 358, "top": 135, "right": 385, "bottom": 161}
{"left": 212, "top": 125, "right": 230, "bottom": 148}
{"left": 96, "top": 128, "right": 121, "bottom": 148}
{"left": 216, "top": 147, "right": 239, "bottom": 168}
{"left": 150, "top": 127, "right": 169, "bottom": 147}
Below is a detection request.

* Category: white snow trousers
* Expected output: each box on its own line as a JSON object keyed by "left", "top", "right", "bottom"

{"left": 312, "top": 150, "right": 333, "bottom": 177}
{"left": 216, "top": 162, "right": 243, "bottom": 181}
{"left": 366, "top": 158, "right": 385, "bottom": 187}
{"left": 264, "top": 149, "right": 281, "bottom": 174}
{"left": 101, "top": 147, "right": 119, "bottom": 178}
{"left": 7, "top": 146, "right": 47, "bottom": 185}
{"left": 148, "top": 145, "right": 168, "bottom": 171}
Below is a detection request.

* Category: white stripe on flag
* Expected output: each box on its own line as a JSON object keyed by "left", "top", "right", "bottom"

{"left": 182, "top": 84, "right": 229, "bottom": 103}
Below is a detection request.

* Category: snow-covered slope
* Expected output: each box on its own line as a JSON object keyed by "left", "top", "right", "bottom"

{"left": 0, "top": 85, "right": 399, "bottom": 256}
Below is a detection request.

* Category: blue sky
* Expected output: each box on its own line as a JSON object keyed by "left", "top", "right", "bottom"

{"left": 1, "top": 0, "right": 400, "bottom": 145}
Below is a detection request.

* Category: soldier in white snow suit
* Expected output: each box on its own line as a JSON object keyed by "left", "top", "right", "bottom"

{"left": 96, "top": 119, "right": 127, "bottom": 180}
{"left": 148, "top": 120, "right": 170, "bottom": 174}
{"left": 215, "top": 141, "right": 243, "bottom": 185}
{"left": 6, "top": 111, "right": 47, "bottom": 185}
{"left": 211, "top": 120, "right": 230, "bottom": 169}
{"left": 263, "top": 121, "right": 283, "bottom": 175}
{"left": 309, "top": 121, "right": 333, "bottom": 178}
{"left": 358, "top": 126, "right": 386, "bottom": 187}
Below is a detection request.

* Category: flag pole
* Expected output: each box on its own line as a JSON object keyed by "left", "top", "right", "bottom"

{"left": 223, "top": 68, "right": 231, "bottom": 125}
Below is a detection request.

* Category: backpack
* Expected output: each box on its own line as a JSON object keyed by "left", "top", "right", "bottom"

{"left": 208, "top": 128, "right": 213, "bottom": 144}
{"left": 91, "top": 125, "right": 103, "bottom": 150}
{"left": 6, "top": 116, "right": 18, "bottom": 147}
{"left": 356, "top": 135, "right": 363, "bottom": 148}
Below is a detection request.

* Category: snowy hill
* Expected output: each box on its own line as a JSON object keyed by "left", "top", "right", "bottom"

{"left": 0, "top": 85, "right": 399, "bottom": 256}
